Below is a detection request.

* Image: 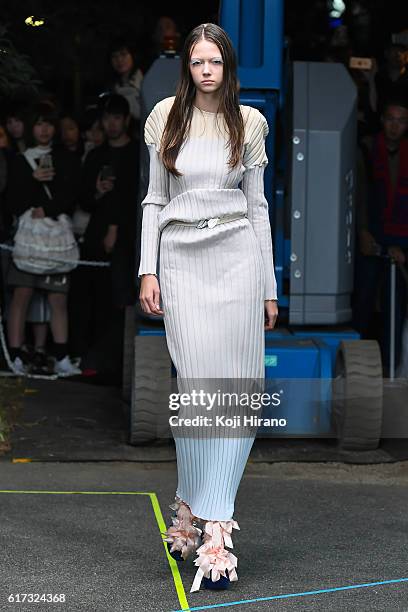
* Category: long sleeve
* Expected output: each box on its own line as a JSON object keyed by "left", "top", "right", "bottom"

{"left": 241, "top": 110, "right": 278, "bottom": 300}
{"left": 5, "top": 155, "right": 33, "bottom": 216}
{"left": 78, "top": 148, "right": 104, "bottom": 214}
{"left": 138, "top": 143, "right": 170, "bottom": 277}
{"left": 42, "top": 151, "right": 81, "bottom": 218}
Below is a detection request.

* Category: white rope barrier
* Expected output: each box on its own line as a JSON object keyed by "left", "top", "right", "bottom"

{"left": 0, "top": 242, "right": 112, "bottom": 378}
{"left": 0, "top": 243, "right": 111, "bottom": 268}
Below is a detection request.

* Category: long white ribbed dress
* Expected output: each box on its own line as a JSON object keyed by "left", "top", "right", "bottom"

{"left": 138, "top": 96, "right": 277, "bottom": 522}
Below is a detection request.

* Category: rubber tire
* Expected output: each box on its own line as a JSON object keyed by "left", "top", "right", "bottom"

{"left": 332, "top": 339, "right": 383, "bottom": 451}
{"left": 129, "top": 334, "right": 173, "bottom": 444}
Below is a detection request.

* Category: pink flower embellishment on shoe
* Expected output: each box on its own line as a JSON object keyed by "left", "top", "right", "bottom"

{"left": 190, "top": 519, "right": 240, "bottom": 593}
{"left": 162, "top": 498, "right": 202, "bottom": 560}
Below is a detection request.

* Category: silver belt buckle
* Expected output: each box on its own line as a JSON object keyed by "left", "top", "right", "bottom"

{"left": 196, "top": 219, "right": 208, "bottom": 229}
{"left": 196, "top": 217, "right": 220, "bottom": 229}
{"left": 207, "top": 217, "right": 219, "bottom": 229}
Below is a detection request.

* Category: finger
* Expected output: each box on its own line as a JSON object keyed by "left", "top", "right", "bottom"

{"left": 149, "top": 294, "right": 164, "bottom": 315}
{"left": 139, "top": 297, "right": 146, "bottom": 313}
{"left": 140, "top": 297, "right": 153, "bottom": 314}
{"left": 146, "top": 296, "right": 160, "bottom": 314}
{"left": 140, "top": 297, "right": 151, "bottom": 314}
{"left": 153, "top": 288, "right": 162, "bottom": 312}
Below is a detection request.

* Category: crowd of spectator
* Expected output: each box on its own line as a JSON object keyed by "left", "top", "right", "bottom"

{"left": 0, "top": 20, "right": 407, "bottom": 382}
{"left": 337, "top": 41, "right": 408, "bottom": 375}
{"left": 0, "top": 36, "right": 149, "bottom": 381}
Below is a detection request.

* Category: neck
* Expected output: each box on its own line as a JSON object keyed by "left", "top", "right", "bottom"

{"left": 120, "top": 70, "right": 131, "bottom": 82}
{"left": 108, "top": 134, "right": 130, "bottom": 147}
{"left": 194, "top": 91, "right": 221, "bottom": 113}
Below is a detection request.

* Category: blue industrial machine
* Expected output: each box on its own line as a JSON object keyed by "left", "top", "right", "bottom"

{"left": 123, "top": 0, "right": 383, "bottom": 451}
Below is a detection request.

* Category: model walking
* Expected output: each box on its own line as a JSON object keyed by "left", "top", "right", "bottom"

{"left": 138, "top": 23, "right": 278, "bottom": 592}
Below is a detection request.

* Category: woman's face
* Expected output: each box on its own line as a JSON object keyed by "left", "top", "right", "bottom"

{"left": 85, "top": 120, "right": 105, "bottom": 147}
{"left": 33, "top": 120, "right": 55, "bottom": 146}
{"left": 111, "top": 48, "right": 134, "bottom": 76}
{"left": 189, "top": 39, "right": 224, "bottom": 95}
{"left": 61, "top": 117, "right": 80, "bottom": 148}
{"left": 6, "top": 116, "right": 24, "bottom": 140}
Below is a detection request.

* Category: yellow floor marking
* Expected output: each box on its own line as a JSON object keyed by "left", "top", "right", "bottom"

{"left": 0, "top": 489, "right": 191, "bottom": 611}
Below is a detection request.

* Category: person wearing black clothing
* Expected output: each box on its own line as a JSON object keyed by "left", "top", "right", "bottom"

{"left": 5, "top": 102, "right": 81, "bottom": 376}
{"left": 1, "top": 103, "right": 54, "bottom": 370}
{"left": 352, "top": 95, "right": 408, "bottom": 374}
{"left": 68, "top": 94, "right": 139, "bottom": 375}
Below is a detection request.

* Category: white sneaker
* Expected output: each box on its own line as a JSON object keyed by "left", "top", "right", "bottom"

{"left": 11, "top": 356, "right": 27, "bottom": 376}
{"left": 54, "top": 355, "right": 82, "bottom": 377}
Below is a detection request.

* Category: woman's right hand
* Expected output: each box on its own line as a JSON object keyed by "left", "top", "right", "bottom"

{"left": 33, "top": 167, "right": 55, "bottom": 182}
{"left": 139, "top": 274, "right": 164, "bottom": 315}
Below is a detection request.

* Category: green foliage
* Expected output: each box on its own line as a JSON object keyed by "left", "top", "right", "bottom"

{"left": 0, "top": 23, "right": 41, "bottom": 97}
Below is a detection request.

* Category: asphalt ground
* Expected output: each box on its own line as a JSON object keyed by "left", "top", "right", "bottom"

{"left": 1, "top": 378, "right": 408, "bottom": 611}
{"left": 1, "top": 460, "right": 408, "bottom": 612}
{"left": 3, "top": 379, "right": 407, "bottom": 464}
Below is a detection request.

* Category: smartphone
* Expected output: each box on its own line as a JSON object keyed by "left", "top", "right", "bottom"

{"left": 349, "top": 56, "right": 373, "bottom": 70}
{"left": 100, "top": 164, "right": 115, "bottom": 181}
{"left": 39, "top": 154, "right": 53, "bottom": 169}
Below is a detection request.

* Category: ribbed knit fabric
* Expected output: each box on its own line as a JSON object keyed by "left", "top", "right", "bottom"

{"left": 138, "top": 97, "right": 277, "bottom": 521}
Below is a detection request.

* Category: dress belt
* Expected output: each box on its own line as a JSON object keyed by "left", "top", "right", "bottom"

{"left": 166, "top": 212, "right": 248, "bottom": 229}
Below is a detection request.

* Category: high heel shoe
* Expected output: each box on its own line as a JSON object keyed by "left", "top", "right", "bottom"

{"left": 190, "top": 519, "right": 240, "bottom": 592}
{"left": 162, "top": 497, "right": 202, "bottom": 562}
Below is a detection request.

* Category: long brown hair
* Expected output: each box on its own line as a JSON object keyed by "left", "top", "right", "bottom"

{"left": 160, "top": 23, "right": 244, "bottom": 177}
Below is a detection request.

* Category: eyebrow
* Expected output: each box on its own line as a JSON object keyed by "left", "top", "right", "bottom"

{"left": 190, "top": 56, "right": 223, "bottom": 60}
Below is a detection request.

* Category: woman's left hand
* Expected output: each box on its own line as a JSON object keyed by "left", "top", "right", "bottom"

{"left": 31, "top": 207, "right": 45, "bottom": 219}
{"left": 264, "top": 300, "right": 278, "bottom": 330}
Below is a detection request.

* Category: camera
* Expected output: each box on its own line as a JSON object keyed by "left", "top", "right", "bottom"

{"left": 39, "top": 154, "right": 53, "bottom": 170}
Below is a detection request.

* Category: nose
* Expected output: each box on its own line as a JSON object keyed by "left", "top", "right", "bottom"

{"left": 201, "top": 61, "right": 212, "bottom": 75}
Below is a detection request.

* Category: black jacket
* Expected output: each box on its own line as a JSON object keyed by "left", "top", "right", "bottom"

{"left": 79, "top": 140, "right": 139, "bottom": 260}
{"left": 5, "top": 148, "right": 81, "bottom": 219}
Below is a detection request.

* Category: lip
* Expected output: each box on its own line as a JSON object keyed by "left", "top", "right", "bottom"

{"left": 201, "top": 80, "right": 214, "bottom": 84}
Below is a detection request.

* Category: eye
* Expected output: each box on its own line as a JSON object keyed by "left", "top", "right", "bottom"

{"left": 211, "top": 59, "right": 223, "bottom": 65}
{"left": 190, "top": 59, "right": 202, "bottom": 67}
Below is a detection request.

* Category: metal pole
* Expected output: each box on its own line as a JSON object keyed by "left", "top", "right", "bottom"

{"left": 390, "top": 259, "right": 396, "bottom": 380}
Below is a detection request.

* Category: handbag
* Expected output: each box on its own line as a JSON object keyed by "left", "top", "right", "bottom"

{"left": 12, "top": 149, "right": 79, "bottom": 275}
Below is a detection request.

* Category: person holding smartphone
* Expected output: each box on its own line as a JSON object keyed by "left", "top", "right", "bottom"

{"left": 5, "top": 101, "right": 81, "bottom": 376}
{"left": 69, "top": 94, "right": 139, "bottom": 375}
